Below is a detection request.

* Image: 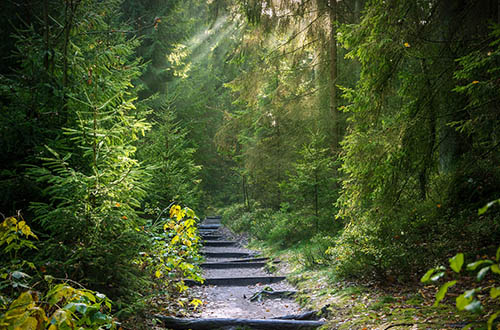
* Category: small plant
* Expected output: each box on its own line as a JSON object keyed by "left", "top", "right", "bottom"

{"left": 421, "top": 246, "right": 500, "bottom": 329}
{"left": 0, "top": 215, "right": 116, "bottom": 329}
{"left": 140, "top": 204, "right": 203, "bottom": 312}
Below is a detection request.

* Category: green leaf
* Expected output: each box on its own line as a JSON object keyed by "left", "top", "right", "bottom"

{"left": 430, "top": 272, "right": 445, "bottom": 281}
{"left": 478, "top": 204, "right": 489, "bottom": 215}
{"left": 492, "top": 264, "right": 500, "bottom": 274}
{"left": 487, "top": 311, "right": 500, "bottom": 330}
{"left": 95, "top": 293, "right": 106, "bottom": 300}
{"left": 464, "top": 300, "right": 482, "bottom": 313}
{"left": 456, "top": 292, "right": 472, "bottom": 310}
{"left": 90, "top": 311, "right": 110, "bottom": 324}
{"left": 477, "top": 266, "right": 490, "bottom": 281}
{"left": 490, "top": 287, "right": 500, "bottom": 299}
{"left": 478, "top": 200, "right": 499, "bottom": 215}
{"left": 449, "top": 253, "right": 464, "bottom": 273}
{"left": 467, "top": 259, "right": 493, "bottom": 270}
{"left": 496, "top": 246, "right": 500, "bottom": 262}
{"left": 434, "top": 280, "right": 456, "bottom": 306}
{"left": 12, "top": 271, "right": 31, "bottom": 280}
{"left": 420, "top": 268, "right": 437, "bottom": 282}
{"left": 464, "top": 288, "right": 477, "bottom": 299}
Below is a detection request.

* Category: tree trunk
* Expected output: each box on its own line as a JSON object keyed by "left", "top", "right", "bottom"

{"left": 436, "top": 0, "right": 466, "bottom": 173}
{"left": 328, "top": 0, "right": 339, "bottom": 150}
{"left": 315, "top": 0, "right": 339, "bottom": 151}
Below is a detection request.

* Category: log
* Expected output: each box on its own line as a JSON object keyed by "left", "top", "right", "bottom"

{"left": 185, "top": 276, "right": 286, "bottom": 287}
{"left": 201, "top": 252, "right": 256, "bottom": 258}
{"left": 154, "top": 316, "right": 325, "bottom": 330}
{"left": 203, "top": 221, "right": 221, "bottom": 225}
{"left": 201, "top": 262, "right": 267, "bottom": 269}
{"left": 203, "top": 240, "right": 237, "bottom": 247}
{"left": 222, "top": 257, "right": 269, "bottom": 263}
{"left": 273, "top": 311, "right": 319, "bottom": 320}
{"left": 201, "top": 234, "right": 223, "bottom": 240}
{"left": 199, "top": 224, "right": 221, "bottom": 230}
{"left": 199, "top": 230, "right": 219, "bottom": 235}
{"left": 274, "top": 305, "right": 330, "bottom": 320}
{"left": 249, "top": 290, "right": 297, "bottom": 302}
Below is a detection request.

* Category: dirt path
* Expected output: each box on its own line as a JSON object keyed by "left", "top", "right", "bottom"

{"left": 157, "top": 217, "right": 325, "bottom": 329}
{"left": 191, "top": 218, "right": 305, "bottom": 320}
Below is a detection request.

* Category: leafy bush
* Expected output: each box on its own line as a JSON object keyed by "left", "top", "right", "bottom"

{"left": 0, "top": 215, "right": 116, "bottom": 330}
{"left": 140, "top": 205, "right": 203, "bottom": 297}
{"left": 422, "top": 247, "right": 500, "bottom": 330}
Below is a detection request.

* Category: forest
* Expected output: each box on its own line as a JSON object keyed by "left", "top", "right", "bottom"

{"left": 0, "top": 0, "right": 499, "bottom": 329}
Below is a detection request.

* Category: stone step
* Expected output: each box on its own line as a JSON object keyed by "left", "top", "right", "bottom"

{"left": 200, "top": 262, "right": 266, "bottom": 269}
{"left": 203, "top": 240, "right": 237, "bottom": 247}
{"left": 185, "top": 276, "right": 286, "bottom": 286}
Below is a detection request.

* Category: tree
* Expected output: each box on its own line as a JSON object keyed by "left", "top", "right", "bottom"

{"left": 330, "top": 0, "right": 500, "bottom": 279}
{"left": 0, "top": 0, "right": 153, "bottom": 303}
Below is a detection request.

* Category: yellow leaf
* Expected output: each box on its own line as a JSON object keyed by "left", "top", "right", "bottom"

{"left": 169, "top": 205, "right": 181, "bottom": 218}
{"left": 176, "top": 209, "right": 186, "bottom": 220}
{"left": 472, "top": 80, "right": 479, "bottom": 84}
{"left": 155, "top": 270, "right": 162, "bottom": 278}
{"left": 14, "top": 316, "right": 39, "bottom": 330}
{"left": 404, "top": 42, "right": 410, "bottom": 48}
{"left": 10, "top": 291, "right": 34, "bottom": 311}
{"left": 189, "top": 299, "right": 203, "bottom": 308}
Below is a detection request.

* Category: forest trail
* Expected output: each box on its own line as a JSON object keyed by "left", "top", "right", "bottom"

{"left": 158, "top": 216, "right": 326, "bottom": 329}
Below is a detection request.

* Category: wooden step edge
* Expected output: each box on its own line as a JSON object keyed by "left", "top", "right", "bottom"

{"left": 201, "top": 252, "right": 257, "bottom": 258}
{"left": 220, "top": 257, "right": 269, "bottom": 263}
{"left": 200, "top": 235, "right": 223, "bottom": 240}
{"left": 198, "top": 224, "right": 221, "bottom": 229}
{"left": 154, "top": 316, "right": 325, "bottom": 330}
{"left": 203, "top": 240, "right": 237, "bottom": 246}
{"left": 200, "top": 262, "right": 266, "bottom": 269}
{"left": 185, "top": 276, "right": 286, "bottom": 286}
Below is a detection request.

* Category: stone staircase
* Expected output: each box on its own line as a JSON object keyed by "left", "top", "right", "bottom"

{"left": 157, "top": 216, "right": 325, "bottom": 329}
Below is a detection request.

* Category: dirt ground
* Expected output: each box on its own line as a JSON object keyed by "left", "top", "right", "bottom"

{"left": 193, "top": 226, "right": 306, "bottom": 319}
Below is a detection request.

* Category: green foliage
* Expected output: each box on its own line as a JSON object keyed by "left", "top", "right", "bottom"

{"left": 0, "top": 216, "right": 38, "bottom": 257}
{"left": 140, "top": 205, "right": 203, "bottom": 296}
{"left": 422, "top": 246, "right": 500, "bottom": 329}
{"left": 0, "top": 216, "right": 116, "bottom": 330}
{"left": 280, "top": 131, "right": 339, "bottom": 233}
{"left": 1, "top": 285, "right": 115, "bottom": 330}
{"left": 137, "top": 111, "right": 202, "bottom": 209}
{"left": 3, "top": 0, "right": 154, "bottom": 305}
{"left": 326, "top": 0, "right": 500, "bottom": 281}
